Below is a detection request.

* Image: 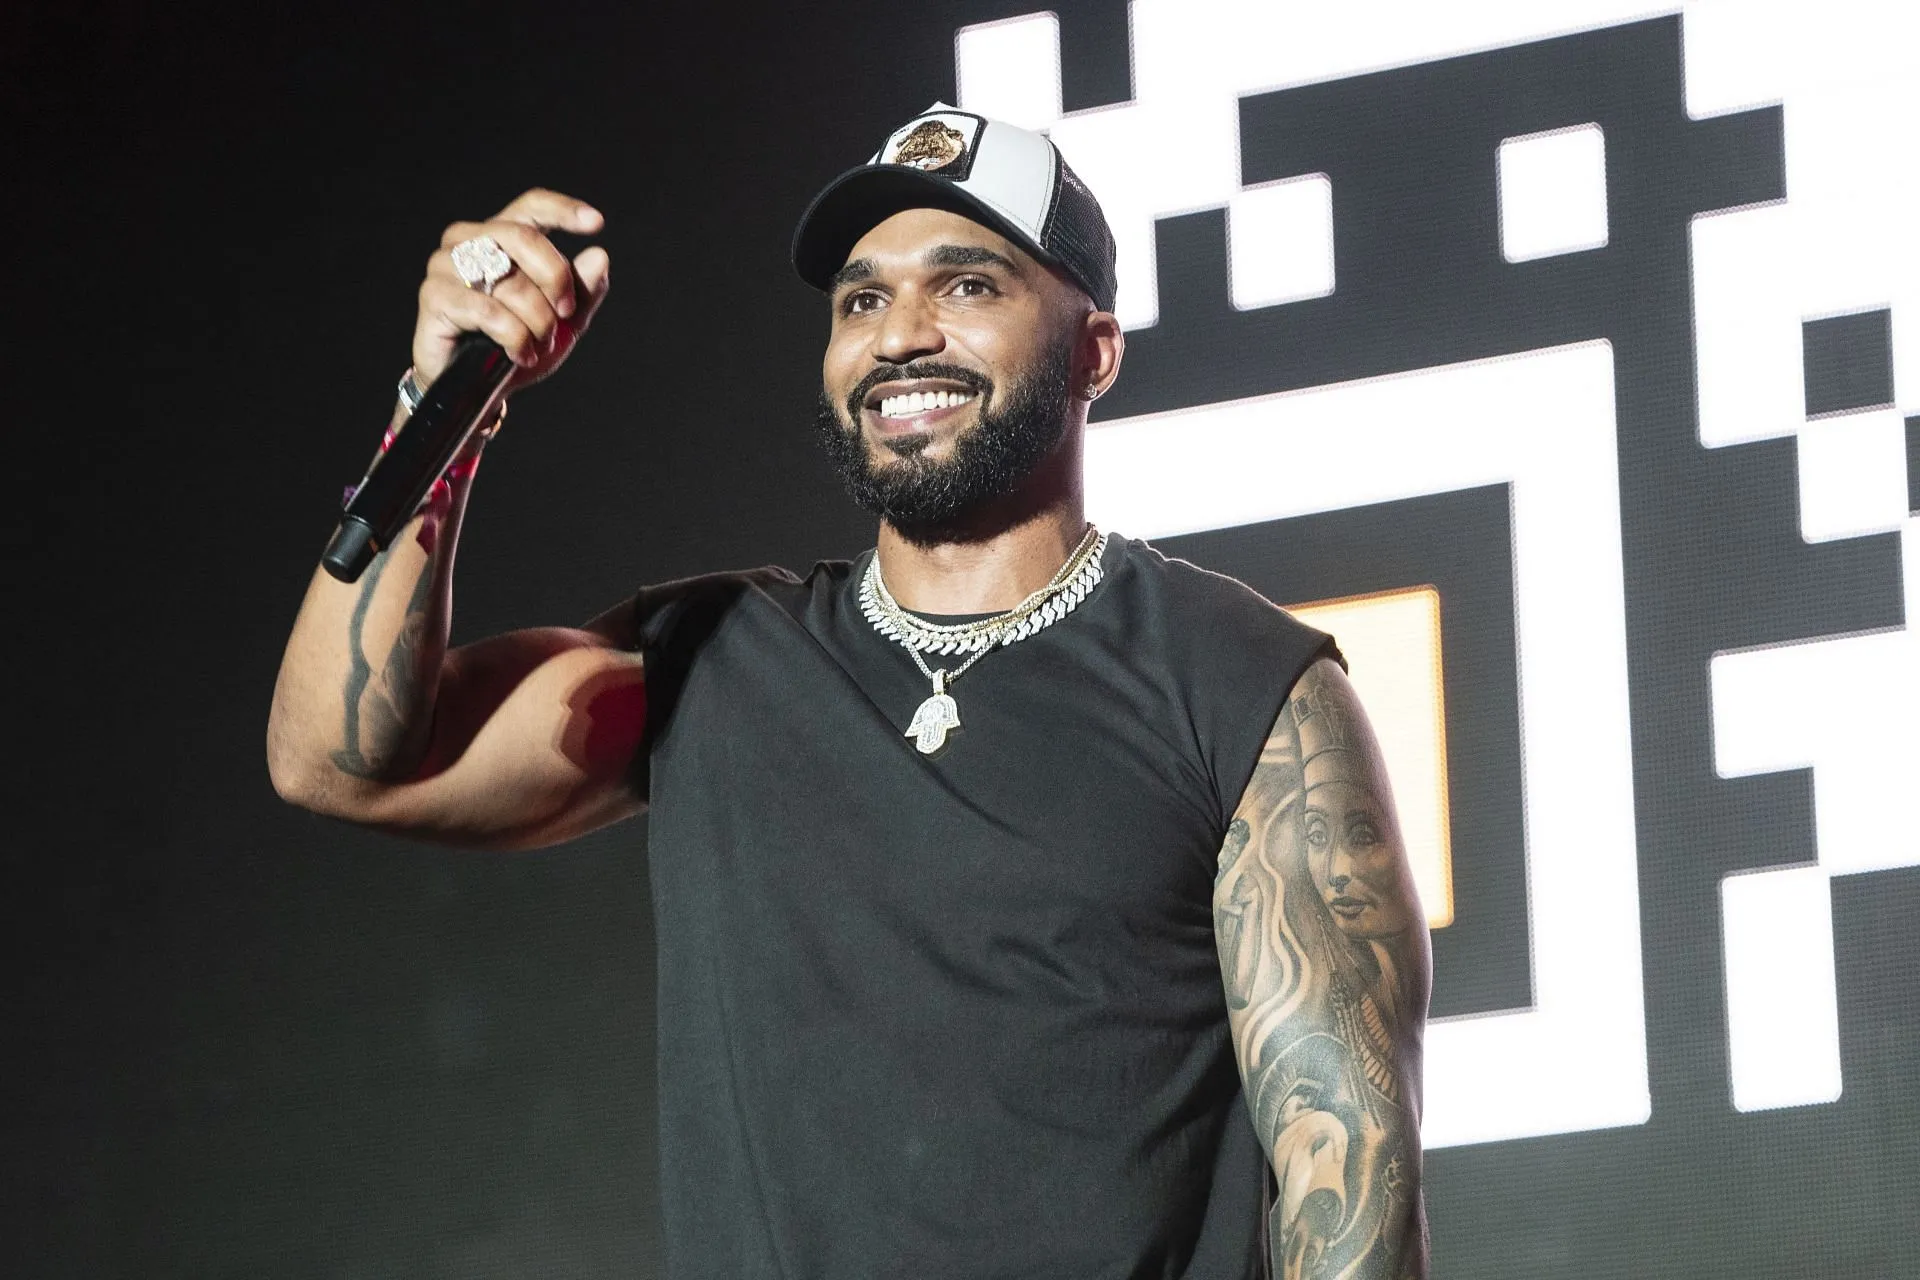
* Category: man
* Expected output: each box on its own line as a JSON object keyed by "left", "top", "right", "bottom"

{"left": 268, "top": 104, "right": 1431, "bottom": 1279}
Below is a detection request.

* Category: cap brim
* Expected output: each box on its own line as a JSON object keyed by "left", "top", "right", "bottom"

{"left": 791, "top": 164, "right": 1060, "bottom": 293}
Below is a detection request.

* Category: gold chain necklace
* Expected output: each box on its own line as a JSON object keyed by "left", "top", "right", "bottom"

{"left": 858, "top": 526, "right": 1107, "bottom": 753}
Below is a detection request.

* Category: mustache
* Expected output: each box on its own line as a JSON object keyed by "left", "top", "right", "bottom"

{"left": 842, "top": 361, "right": 992, "bottom": 423}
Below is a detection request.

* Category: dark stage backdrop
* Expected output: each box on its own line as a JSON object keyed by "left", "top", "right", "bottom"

{"left": 14, "top": 1, "right": 1920, "bottom": 1276}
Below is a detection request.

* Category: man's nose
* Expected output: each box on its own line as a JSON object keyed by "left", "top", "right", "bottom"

{"left": 873, "top": 290, "right": 945, "bottom": 365}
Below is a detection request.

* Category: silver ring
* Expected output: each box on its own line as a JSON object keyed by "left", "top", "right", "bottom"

{"left": 451, "top": 235, "right": 514, "bottom": 295}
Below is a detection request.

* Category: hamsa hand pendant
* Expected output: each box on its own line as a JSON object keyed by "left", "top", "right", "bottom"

{"left": 904, "top": 691, "right": 961, "bottom": 754}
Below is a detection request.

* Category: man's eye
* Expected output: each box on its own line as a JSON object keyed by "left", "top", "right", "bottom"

{"left": 842, "top": 291, "right": 885, "bottom": 315}
{"left": 950, "top": 277, "right": 995, "bottom": 298}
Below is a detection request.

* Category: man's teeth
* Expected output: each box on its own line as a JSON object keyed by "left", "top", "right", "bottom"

{"left": 877, "top": 389, "right": 975, "bottom": 418}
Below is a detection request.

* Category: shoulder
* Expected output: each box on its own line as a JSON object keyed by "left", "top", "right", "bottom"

{"left": 1123, "top": 538, "right": 1281, "bottom": 609}
{"left": 627, "top": 561, "right": 852, "bottom": 651}
{"left": 1113, "top": 535, "right": 1340, "bottom": 666}
{"left": 1101, "top": 535, "right": 1343, "bottom": 827}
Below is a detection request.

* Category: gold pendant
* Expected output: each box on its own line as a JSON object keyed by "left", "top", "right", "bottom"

{"left": 904, "top": 670, "right": 961, "bottom": 754}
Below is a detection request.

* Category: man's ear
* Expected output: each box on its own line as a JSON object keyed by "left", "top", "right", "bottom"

{"left": 1078, "top": 308, "right": 1125, "bottom": 400}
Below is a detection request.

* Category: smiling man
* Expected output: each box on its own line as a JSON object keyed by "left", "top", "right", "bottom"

{"left": 267, "top": 105, "right": 1430, "bottom": 1279}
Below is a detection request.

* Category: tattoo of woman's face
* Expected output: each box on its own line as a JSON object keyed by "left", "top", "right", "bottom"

{"left": 1304, "top": 780, "right": 1412, "bottom": 940}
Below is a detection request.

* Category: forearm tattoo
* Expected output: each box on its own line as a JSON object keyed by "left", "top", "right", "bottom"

{"left": 329, "top": 552, "right": 435, "bottom": 780}
{"left": 1216, "top": 661, "right": 1430, "bottom": 1279}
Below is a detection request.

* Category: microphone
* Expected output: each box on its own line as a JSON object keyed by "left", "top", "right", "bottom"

{"left": 321, "top": 332, "right": 515, "bottom": 583}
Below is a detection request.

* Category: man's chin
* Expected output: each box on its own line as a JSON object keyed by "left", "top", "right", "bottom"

{"left": 877, "top": 431, "right": 936, "bottom": 459}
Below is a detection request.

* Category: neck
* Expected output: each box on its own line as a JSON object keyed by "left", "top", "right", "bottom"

{"left": 874, "top": 433, "right": 1089, "bottom": 614}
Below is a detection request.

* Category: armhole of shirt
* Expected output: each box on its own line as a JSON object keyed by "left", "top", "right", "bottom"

{"left": 1216, "top": 628, "right": 1345, "bottom": 833}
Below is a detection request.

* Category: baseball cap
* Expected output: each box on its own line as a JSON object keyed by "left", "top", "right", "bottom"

{"left": 792, "top": 103, "right": 1118, "bottom": 314}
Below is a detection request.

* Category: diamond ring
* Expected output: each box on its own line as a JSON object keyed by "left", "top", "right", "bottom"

{"left": 450, "top": 235, "right": 514, "bottom": 295}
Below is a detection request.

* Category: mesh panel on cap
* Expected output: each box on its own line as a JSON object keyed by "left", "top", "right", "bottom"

{"left": 1042, "top": 157, "right": 1118, "bottom": 313}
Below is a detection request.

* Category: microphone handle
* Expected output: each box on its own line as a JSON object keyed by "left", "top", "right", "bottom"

{"left": 321, "top": 333, "right": 516, "bottom": 583}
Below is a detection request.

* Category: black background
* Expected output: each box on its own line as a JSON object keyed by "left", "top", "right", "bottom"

{"left": 15, "top": 2, "right": 933, "bottom": 1273}
{"left": 11, "top": 1, "right": 1920, "bottom": 1276}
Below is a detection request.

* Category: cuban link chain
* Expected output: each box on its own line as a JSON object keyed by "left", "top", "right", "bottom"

{"left": 859, "top": 526, "right": 1108, "bottom": 753}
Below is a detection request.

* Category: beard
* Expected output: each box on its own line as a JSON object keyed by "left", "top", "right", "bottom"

{"left": 812, "top": 331, "right": 1076, "bottom": 544}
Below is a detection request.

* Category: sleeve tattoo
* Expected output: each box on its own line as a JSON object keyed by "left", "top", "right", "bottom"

{"left": 1215, "top": 659, "right": 1432, "bottom": 1279}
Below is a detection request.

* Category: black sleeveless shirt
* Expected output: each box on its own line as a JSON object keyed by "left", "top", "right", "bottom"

{"left": 632, "top": 535, "right": 1336, "bottom": 1279}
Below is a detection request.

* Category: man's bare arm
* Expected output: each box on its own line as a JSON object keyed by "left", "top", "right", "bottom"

{"left": 267, "top": 468, "right": 647, "bottom": 849}
{"left": 1215, "top": 657, "right": 1432, "bottom": 1279}
{"left": 266, "top": 188, "right": 641, "bottom": 849}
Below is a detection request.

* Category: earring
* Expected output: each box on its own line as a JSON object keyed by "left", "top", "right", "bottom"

{"left": 1083, "top": 383, "right": 1101, "bottom": 400}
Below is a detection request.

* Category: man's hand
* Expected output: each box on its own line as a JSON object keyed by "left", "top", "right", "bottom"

{"left": 413, "top": 188, "right": 612, "bottom": 391}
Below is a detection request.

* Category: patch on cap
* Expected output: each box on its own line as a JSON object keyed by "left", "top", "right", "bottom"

{"left": 877, "top": 110, "right": 983, "bottom": 181}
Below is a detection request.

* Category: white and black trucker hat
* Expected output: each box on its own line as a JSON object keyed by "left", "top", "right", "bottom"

{"left": 792, "top": 104, "right": 1119, "bottom": 314}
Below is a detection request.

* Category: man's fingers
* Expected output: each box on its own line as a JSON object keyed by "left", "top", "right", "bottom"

{"left": 436, "top": 219, "right": 576, "bottom": 319}
{"left": 493, "top": 274, "right": 565, "bottom": 352}
{"left": 482, "top": 220, "right": 577, "bottom": 319}
{"left": 426, "top": 250, "right": 559, "bottom": 349}
{"left": 570, "top": 245, "right": 612, "bottom": 333}
{"left": 414, "top": 193, "right": 606, "bottom": 389}
{"left": 419, "top": 278, "right": 541, "bottom": 368}
{"left": 439, "top": 219, "right": 487, "bottom": 249}
{"left": 495, "top": 188, "right": 603, "bottom": 235}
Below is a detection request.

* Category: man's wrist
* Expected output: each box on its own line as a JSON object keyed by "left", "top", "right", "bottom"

{"left": 344, "top": 378, "right": 504, "bottom": 510}
{"left": 397, "top": 366, "right": 427, "bottom": 414}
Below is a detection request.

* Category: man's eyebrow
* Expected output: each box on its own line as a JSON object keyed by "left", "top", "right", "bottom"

{"left": 829, "top": 258, "right": 876, "bottom": 291}
{"left": 925, "top": 244, "right": 1022, "bottom": 274}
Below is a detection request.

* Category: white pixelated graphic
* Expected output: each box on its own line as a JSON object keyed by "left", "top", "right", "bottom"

{"left": 1228, "top": 175, "right": 1336, "bottom": 309}
{"left": 954, "top": 14, "right": 1061, "bottom": 131}
{"left": 1687, "top": 2, "right": 1920, "bottom": 448}
{"left": 958, "top": 0, "right": 1920, "bottom": 1141}
{"left": 1497, "top": 124, "right": 1609, "bottom": 262}
{"left": 1692, "top": 203, "right": 1805, "bottom": 449}
{"left": 960, "top": 0, "right": 1720, "bottom": 330}
{"left": 1794, "top": 406, "right": 1907, "bottom": 543}
{"left": 1719, "top": 866, "right": 1842, "bottom": 1112}
{"left": 1689, "top": 0, "right": 1920, "bottom": 1114}
{"left": 1710, "top": 594, "right": 1920, "bottom": 1109}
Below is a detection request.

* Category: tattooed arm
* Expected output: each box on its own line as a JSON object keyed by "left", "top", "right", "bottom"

{"left": 1215, "top": 657, "right": 1432, "bottom": 1279}
{"left": 266, "top": 403, "right": 646, "bottom": 850}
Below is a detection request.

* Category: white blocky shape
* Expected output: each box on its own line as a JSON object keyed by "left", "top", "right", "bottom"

{"left": 1228, "top": 175, "right": 1336, "bottom": 309}
{"left": 1681, "top": 0, "right": 1795, "bottom": 119}
{"left": 1713, "top": 624, "right": 1920, "bottom": 881}
{"left": 1782, "top": 80, "right": 1920, "bottom": 406}
{"left": 1684, "top": 24, "right": 1920, "bottom": 443}
{"left": 1690, "top": 203, "right": 1805, "bottom": 449}
{"left": 1711, "top": 588, "right": 1920, "bottom": 1117}
{"left": 1044, "top": 116, "right": 1169, "bottom": 331}
{"left": 1795, "top": 407, "right": 1908, "bottom": 543}
{"left": 1721, "top": 866, "right": 1843, "bottom": 1112}
{"left": 955, "top": 14, "right": 1062, "bottom": 132}
{"left": 1497, "top": 124, "right": 1610, "bottom": 262}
